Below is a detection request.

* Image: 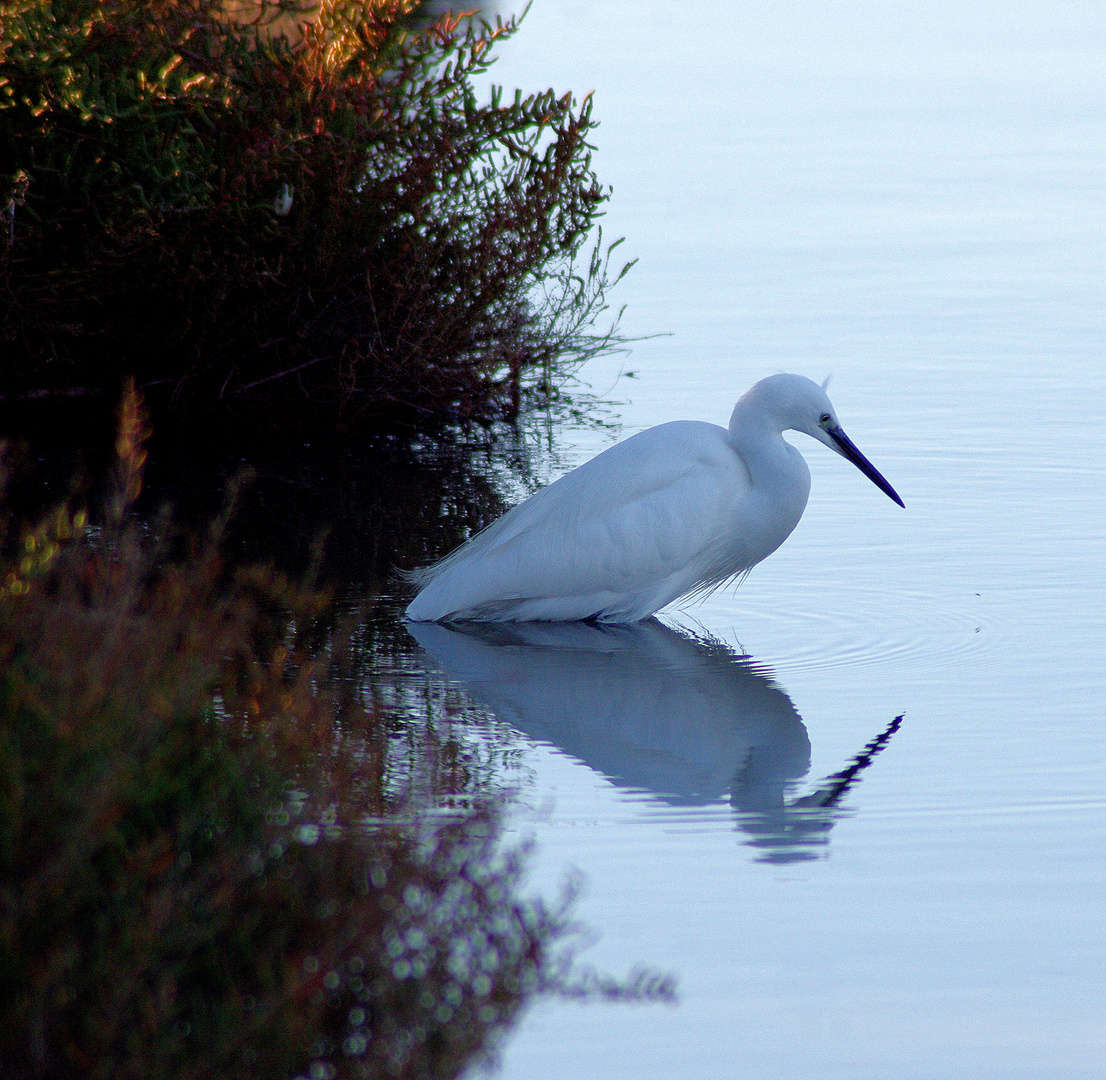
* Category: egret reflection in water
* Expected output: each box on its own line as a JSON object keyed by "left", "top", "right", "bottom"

{"left": 407, "top": 619, "right": 901, "bottom": 863}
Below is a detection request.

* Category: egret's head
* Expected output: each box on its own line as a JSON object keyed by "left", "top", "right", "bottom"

{"left": 739, "top": 373, "right": 836, "bottom": 435}
{"left": 740, "top": 373, "right": 904, "bottom": 508}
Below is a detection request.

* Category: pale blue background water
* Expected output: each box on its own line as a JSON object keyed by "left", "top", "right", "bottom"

{"left": 410, "top": 2, "right": 1106, "bottom": 1076}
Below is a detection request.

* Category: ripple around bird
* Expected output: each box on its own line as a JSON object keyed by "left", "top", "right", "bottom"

{"left": 670, "top": 587, "right": 990, "bottom": 676}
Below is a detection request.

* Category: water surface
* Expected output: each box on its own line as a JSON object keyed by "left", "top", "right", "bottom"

{"left": 393, "top": 3, "right": 1106, "bottom": 1077}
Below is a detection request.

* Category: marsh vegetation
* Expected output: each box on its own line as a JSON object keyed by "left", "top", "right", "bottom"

{"left": 0, "top": 4, "right": 665, "bottom": 1073}
{"left": 0, "top": 0, "right": 630, "bottom": 430}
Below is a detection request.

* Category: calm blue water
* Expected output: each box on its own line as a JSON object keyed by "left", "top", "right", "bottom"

{"left": 407, "top": 3, "right": 1106, "bottom": 1076}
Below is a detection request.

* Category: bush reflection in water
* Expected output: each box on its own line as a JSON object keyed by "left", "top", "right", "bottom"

{"left": 0, "top": 393, "right": 671, "bottom": 1080}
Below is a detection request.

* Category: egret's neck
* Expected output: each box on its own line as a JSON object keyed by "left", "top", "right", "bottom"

{"left": 727, "top": 401, "right": 811, "bottom": 516}
{"left": 728, "top": 399, "right": 788, "bottom": 472}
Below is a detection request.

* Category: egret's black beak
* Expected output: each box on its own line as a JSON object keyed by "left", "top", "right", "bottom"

{"left": 828, "top": 425, "right": 905, "bottom": 507}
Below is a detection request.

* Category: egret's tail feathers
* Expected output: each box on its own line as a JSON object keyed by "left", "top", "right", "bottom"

{"left": 400, "top": 562, "right": 439, "bottom": 589}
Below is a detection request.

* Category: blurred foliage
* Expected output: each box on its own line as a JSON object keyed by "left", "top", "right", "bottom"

{"left": 0, "top": 0, "right": 631, "bottom": 430}
{"left": 0, "top": 384, "right": 672, "bottom": 1079}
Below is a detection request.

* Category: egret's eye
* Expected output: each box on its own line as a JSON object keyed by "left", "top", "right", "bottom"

{"left": 819, "top": 413, "right": 831, "bottom": 425}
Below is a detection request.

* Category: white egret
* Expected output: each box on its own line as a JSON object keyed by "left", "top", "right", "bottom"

{"left": 405, "top": 373, "right": 903, "bottom": 623}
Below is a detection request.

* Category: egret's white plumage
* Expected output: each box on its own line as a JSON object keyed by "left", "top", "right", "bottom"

{"left": 405, "top": 374, "right": 903, "bottom": 623}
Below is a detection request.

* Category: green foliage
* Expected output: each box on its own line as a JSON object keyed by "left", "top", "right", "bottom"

{"left": 0, "top": 0, "right": 630, "bottom": 429}
{"left": 0, "top": 386, "right": 672, "bottom": 1079}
